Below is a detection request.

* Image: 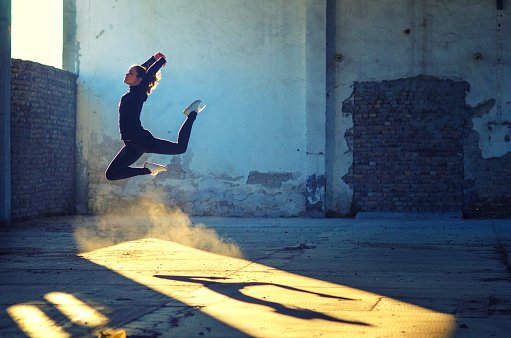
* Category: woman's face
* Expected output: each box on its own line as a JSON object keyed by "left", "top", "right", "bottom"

{"left": 124, "top": 67, "right": 142, "bottom": 86}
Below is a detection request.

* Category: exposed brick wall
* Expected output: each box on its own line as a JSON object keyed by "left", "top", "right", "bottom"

{"left": 10, "top": 59, "right": 77, "bottom": 221}
{"left": 344, "top": 75, "right": 469, "bottom": 214}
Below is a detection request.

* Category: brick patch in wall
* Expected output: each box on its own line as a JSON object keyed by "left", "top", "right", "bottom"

{"left": 343, "top": 75, "right": 469, "bottom": 214}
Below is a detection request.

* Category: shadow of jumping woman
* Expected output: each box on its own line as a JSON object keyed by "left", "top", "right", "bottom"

{"left": 154, "top": 275, "right": 372, "bottom": 327}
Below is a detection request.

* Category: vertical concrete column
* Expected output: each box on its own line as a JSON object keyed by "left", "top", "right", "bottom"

{"left": 0, "top": 0, "right": 11, "bottom": 226}
{"left": 63, "top": 0, "right": 88, "bottom": 214}
{"left": 304, "top": 0, "right": 327, "bottom": 217}
{"left": 63, "top": 0, "right": 78, "bottom": 74}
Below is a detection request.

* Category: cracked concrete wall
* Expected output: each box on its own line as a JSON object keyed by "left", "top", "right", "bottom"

{"left": 69, "top": 0, "right": 322, "bottom": 217}
{"left": 327, "top": 0, "right": 511, "bottom": 216}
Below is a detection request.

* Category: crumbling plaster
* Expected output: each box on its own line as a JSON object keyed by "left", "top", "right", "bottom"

{"left": 472, "top": 99, "right": 511, "bottom": 159}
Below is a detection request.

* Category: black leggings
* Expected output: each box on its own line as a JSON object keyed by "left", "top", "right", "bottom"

{"left": 105, "top": 113, "right": 196, "bottom": 181}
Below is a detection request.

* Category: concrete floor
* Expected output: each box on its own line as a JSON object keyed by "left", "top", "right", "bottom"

{"left": 0, "top": 213, "right": 510, "bottom": 337}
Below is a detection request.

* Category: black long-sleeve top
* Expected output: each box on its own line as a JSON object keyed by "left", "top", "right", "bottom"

{"left": 118, "top": 56, "right": 166, "bottom": 140}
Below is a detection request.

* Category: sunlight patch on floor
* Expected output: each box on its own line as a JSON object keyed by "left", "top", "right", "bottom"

{"left": 44, "top": 292, "right": 109, "bottom": 327}
{"left": 79, "top": 238, "right": 456, "bottom": 337}
{"left": 7, "top": 292, "right": 112, "bottom": 337}
{"left": 7, "top": 304, "right": 71, "bottom": 338}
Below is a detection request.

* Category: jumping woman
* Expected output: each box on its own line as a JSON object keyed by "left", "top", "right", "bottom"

{"left": 105, "top": 52, "right": 205, "bottom": 181}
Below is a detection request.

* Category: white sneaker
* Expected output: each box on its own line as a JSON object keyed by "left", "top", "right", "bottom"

{"left": 183, "top": 100, "right": 206, "bottom": 116}
{"left": 143, "top": 161, "right": 167, "bottom": 176}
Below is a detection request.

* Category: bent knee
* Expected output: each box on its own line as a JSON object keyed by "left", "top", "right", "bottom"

{"left": 105, "top": 170, "right": 116, "bottom": 181}
{"left": 176, "top": 145, "right": 188, "bottom": 154}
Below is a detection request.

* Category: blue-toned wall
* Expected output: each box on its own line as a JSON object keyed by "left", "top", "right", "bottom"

{"left": 68, "top": 0, "right": 325, "bottom": 216}
{"left": 68, "top": 0, "right": 510, "bottom": 217}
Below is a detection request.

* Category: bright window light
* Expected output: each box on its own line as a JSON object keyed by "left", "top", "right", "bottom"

{"left": 11, "top": 0, "right": 63, "bottom": 68}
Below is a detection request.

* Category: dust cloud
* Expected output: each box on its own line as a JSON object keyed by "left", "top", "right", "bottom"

{"left": 73, "top": 199, "right": 243, "bottom": 258}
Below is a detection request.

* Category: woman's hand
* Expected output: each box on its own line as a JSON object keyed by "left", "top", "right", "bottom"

{"left": 154, "top": 52, "right": 166, "bottom": 67}
{"left": 154, "top": 52, "right": 166, "bottom": 60}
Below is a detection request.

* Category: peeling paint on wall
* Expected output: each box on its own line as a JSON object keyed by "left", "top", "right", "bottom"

{"left": 471, "top": 99, "right": 511, "bottom": 159}
{"left": 88, "top": 142, "right": 307, "bottom": 217}
{"left": 305, "top": 174, "right": 325, "bottom": 217}
{"left": 246, "top": 171, "right": 293, "bottom": 189}
{"left": 89, "top": 173, "right": 307, "bottom": 218}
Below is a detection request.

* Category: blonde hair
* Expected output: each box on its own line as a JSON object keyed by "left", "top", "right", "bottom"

{"left": 133, "top": 65, "right": 161, "bottom": 95}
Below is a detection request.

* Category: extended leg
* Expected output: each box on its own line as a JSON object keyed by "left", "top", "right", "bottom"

{"left": 126, "top": 112, "right": 197, "bottom": 155}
